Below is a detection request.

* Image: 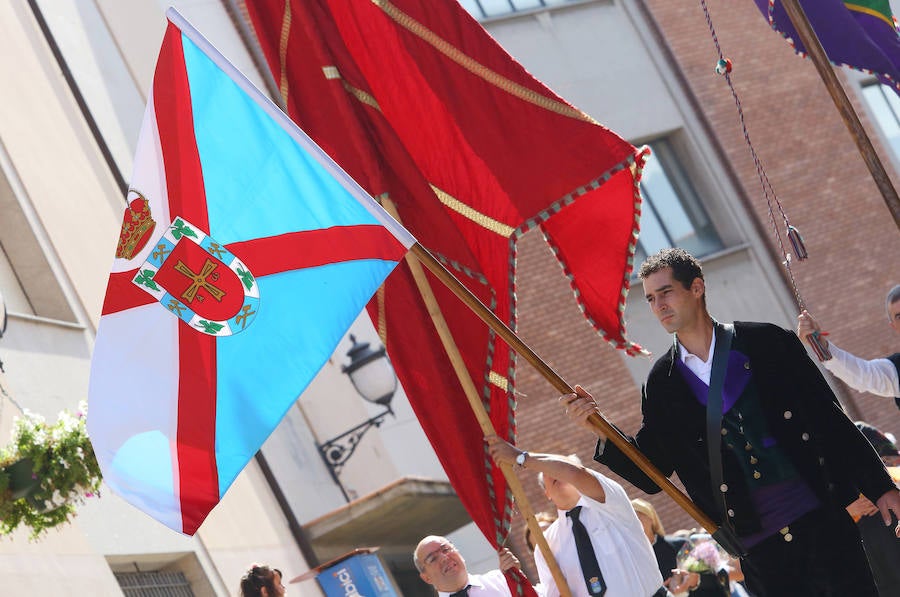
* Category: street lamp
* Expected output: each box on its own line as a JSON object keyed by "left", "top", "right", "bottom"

{"left": 342, "top": 334, "right": 397, "bottom": 408}
{"left": 317, "top": 334, "right": 397, "bottom": 501}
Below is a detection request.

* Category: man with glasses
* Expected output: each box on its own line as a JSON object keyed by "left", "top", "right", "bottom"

{"left": 414, "top": 535, "right": 534, "bottom": 596}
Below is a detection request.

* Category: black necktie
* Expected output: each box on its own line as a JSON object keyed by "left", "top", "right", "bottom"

{"left": 567, "top": 506, "right": 607, "bottom": 596}
{"left": 450, "top": 584, "right": 470, "bottom": 597}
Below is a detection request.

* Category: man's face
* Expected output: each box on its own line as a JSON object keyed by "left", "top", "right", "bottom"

{"left": 417, "top": 539, "right": 467, "bottom": 592}
{"left": 889, "top": 299, "right": 900, "bottom": 334}
{"left": 543, "top": 475, "right": 581, "bottom": 511}
{"left": 642, "top": 267, "right": 705, "bottom": 334}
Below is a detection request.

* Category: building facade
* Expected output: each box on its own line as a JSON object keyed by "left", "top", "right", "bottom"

{"left": 473, "top": 0, "right": 900, "bottom": 577}
{"left": 0, "top": 1, "right": 478, "bottom": 595}
{"left": 1, "top": 0, "right": 898, "bottom": 594}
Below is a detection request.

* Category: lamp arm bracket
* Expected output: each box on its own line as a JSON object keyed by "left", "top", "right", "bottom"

{"left": 316, "top": 407, "right": 393, "bottom": 475}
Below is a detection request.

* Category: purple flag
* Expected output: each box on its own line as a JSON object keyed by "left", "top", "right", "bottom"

{"left": 756, "top": 0, "right": 900, "bottom": 94}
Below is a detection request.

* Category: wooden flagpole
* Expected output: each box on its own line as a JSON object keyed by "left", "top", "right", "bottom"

{"left": 402, "top": 241, "right": 741, "bottom": 554}
{"left": 381, "top": 199, "right": 573, "bottom": 597}
{"left": 780, "top": 0, "right": 900, "bottom": 230}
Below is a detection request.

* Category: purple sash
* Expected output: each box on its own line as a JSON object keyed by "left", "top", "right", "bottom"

{"left": 675, "top": 350, "right": 751, "bottom": 414}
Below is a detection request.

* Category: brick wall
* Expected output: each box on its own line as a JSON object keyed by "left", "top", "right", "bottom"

{"left": 508, "top": 0, "right": 900, "bottom": 578}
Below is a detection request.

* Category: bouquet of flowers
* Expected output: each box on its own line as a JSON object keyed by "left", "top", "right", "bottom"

{"left": 676, "top": 533, "right": 728, "bottom": 573}
{"left": 674, "top": 533, "right": 730, "bottom": 596}
{"left": 0, "top": 401, "right": 102, "bottom": 539}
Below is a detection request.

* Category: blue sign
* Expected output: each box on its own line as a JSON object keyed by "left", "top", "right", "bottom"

{"left": 316, "top": 553, "right": 399, "bottom": 597}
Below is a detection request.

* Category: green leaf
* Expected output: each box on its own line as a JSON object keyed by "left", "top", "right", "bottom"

{"left": 237, "top": 267, "right": 255, "bottom": 291}
{"left": 134, "top": 270, "right": 161, "bottom": 292}
{"left": 196, "top": 320, "right": 224, "bottom": 334}
{"left": 171, "top": 219, "right": 198, "bottom": 240}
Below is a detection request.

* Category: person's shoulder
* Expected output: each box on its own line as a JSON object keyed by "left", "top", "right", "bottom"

{"left": 733, "top": 320, "right": 787, "bottom": 335}
{"left": 734, "top": 321, "right": 796, "bottom": 345}
{"left": 473, "top": 570, "right": 503, "bottom": 584}
{"left": 581, "top": 468, "right": 627, "bottom": 504}
{"left": 645, "top": 348, "right": 679, "bottom": 403}
{"left": 469, "top": 570, "right": 514, "bottom": 596}
{"left": 648, "top": 345, "right": 676, "bottom": 376}
{"left": 585, "top": 467, "right": 626, "bottom": 493}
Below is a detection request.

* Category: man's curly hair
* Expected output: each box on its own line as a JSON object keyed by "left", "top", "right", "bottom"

{"left": 638, "top": 248, "right": 704, "bottom": 290}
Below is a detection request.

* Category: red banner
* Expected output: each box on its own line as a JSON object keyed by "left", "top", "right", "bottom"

{"left": 246, "top": 1, "right": 644, "bottom": 592}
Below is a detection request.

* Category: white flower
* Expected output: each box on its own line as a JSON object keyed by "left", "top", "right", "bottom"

{"left": 20, "top": 409, "right": 46, "bottom": 427}
{"left": 32, "top": 429, "right": 47, "bottom": 445}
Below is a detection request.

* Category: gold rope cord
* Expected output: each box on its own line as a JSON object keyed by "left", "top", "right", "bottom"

{"left": 277, "top": 0, "right": 292, "bottom": 101}
{"left": 431, "top": 185, "right": 515, "bottom": 238}
{"left": 371, "top": 0, "right": 597, "bottom": 124}
{"left": 323, "top": 66, "right": 382, "bottom": 111}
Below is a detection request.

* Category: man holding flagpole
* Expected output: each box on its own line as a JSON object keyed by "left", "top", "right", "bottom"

{"left": 487, "top": 436, "right": 666, "bottom": 597}
{"left": 562, "top": 248, "right": 899, "bottom": 596}
{"left": 414, "top": 536, "right": 541, "bottom": 597}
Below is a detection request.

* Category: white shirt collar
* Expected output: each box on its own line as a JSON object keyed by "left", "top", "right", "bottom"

{"left": 678, "top": 330, "right": 716, "bottom": 385}
{"left": 678, "top": 329, "right": 715, "bottom": 365}
{"left": 437, "top": 574, "right": 482, "bottom": 597}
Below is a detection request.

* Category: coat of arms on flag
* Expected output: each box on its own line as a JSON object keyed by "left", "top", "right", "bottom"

{"left": 88, "top": 9, "right": 413, "bottom": 534}
{"left": 131, "top": 215, "right": 260, "bottom": 336}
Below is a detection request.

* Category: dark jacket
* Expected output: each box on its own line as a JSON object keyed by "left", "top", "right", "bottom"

{"left": 596, "top": 321, "right": 895, "bottom": 537}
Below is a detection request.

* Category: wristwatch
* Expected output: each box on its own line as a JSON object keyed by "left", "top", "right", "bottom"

{"left": 515, "top": 451, "right": 529, "bottom": 467}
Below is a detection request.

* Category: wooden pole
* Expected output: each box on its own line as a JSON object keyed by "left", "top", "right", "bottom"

{"left": 382, "top": 199, "right": 573, "bottom": 596}
{"left": 780, "top": 0, "right": 900, "bottom": 230}
{"left": 406, "top": 243, "right": 731, "bottom": 544}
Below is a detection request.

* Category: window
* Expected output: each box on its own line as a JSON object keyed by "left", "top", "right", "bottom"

{"left": 0, "top": 164, "right": 76, "bottom": 322}
{"left": 114, "top": 571, "right": 195, "bottom": 596}
{"left": 108, "top": 553, "right": 215, "bottom": 597}
{"left": 31, "top": 0, "right": 143, "bottom": 188}
{"left": 0, "top": 243, "right": 31, "bottom": 315}
{"left": 635, "top": 139, "right": 723, "bottom": 264}
{"left": 459, "top": 0, "right": 574, "bottom": 20}
{"left": 861, "top": 81, "right": 900, "bottom": 160}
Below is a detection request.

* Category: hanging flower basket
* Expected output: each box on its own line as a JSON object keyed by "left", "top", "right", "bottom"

{"left": 1, "top": 457, "right": 39, "bottom": 500}
{"left": 0, "top": 401, "right": 102, "bottom": 539}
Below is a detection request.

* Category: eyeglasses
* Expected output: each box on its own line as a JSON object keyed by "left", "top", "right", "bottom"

{"left": 422, "top": 543, "right": 455, "bottom": 567}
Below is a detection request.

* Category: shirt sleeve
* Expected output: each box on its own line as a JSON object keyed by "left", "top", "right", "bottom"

{"left": 824, "top": 343, "right": 900, "bottom": 397}
{"left": 582, "top": 469, "right": 632, "bottom": 519}
{"left": 475, "top": 570, "right": 513, "bottom": 596}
